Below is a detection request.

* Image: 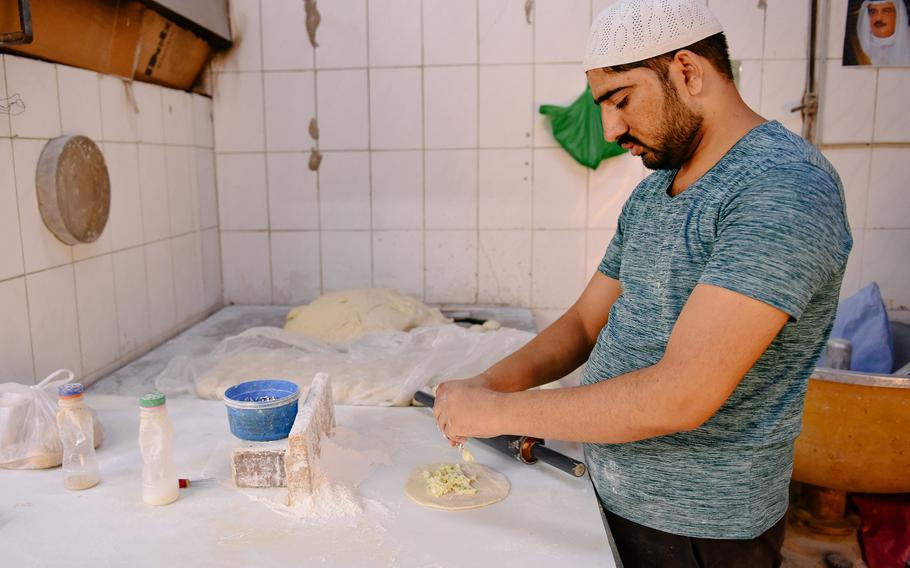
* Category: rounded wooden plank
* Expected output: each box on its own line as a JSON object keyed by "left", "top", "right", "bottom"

{"left": 36, "top": 135, "right": 110, "bottom": 245}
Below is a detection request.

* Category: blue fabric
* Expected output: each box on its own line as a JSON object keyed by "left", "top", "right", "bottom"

{"left": 582, "top": 121, "right": 853, "bottom": 539}
{"left": 825, "top": 282, "right": 894, "bottom": 373}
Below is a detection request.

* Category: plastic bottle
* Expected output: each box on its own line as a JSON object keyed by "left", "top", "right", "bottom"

{"left": 138, "top": 392, "right": 179, "bottom": 506}
{"left": 56, "top": 383, "right": 100, "bottom": 490}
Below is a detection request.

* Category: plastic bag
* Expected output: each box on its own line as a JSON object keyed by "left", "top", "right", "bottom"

{"left": 155, "top": 324, "right": 536, "bottom": 406}
{"left": 0, "top": 369, "right": 103, "bottom": 470}
{"left": 823, "top": 282, "right": 894, "bottom": 373}
{"left": 539, "top": 85, "right": 627, "bottom": 170}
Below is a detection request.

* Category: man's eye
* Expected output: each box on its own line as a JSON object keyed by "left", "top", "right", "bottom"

{"left": 616, "top": 98, "right": 628, "bottom": 110}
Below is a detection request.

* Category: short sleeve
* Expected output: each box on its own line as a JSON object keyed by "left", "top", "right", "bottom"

{"left": 597, "top": 192, "right": 636, "bottom": 279}
{"left": 698, "top": 163, "right": 852, "bottom": 321}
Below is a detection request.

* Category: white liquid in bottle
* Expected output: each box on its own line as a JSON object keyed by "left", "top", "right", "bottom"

{"left": 138, "top": 393, "right": 178, "bottom": 506}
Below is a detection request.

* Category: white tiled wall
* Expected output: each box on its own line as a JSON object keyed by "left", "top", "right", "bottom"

{"left": 0, "top": 54, "right": 222, "bottom": 385}
{"left": 212, "top": 0, "right": 910, "bottom": 321}
{"left": 213, "top": 0, "right": 648, "bottom": 315}
{"left": 811, "top": 1, "right": 910, "bottom": 309}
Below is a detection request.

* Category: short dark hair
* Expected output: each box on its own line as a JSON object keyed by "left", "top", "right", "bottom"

{"left": 607, "top": 32, "right": 734, "bottom": 82}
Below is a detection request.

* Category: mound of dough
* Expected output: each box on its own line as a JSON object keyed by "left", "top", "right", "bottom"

{"left": 284, "top": 288, "right": 451, "bottom": 343}
{"left": 405, "top": 462, "right": 510, "bottom": 511}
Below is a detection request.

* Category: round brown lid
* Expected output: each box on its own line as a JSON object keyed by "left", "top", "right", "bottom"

{"left": 36, "top": 135, "right": 111, "bottom": 245}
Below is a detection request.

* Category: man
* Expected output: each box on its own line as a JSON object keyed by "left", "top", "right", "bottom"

{"left": 857, "top": 0, "right": 910, "bottom": 65}
{"left": 433, "top": 0, "right": 852, "bottom": 566}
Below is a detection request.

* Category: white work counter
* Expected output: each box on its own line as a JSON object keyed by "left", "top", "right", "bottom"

{"left": 1, "top": 395, "right": 618, "bottom": 567}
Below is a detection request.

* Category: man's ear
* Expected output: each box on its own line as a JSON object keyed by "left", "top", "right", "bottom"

{"left": 674, "top": 50, "right": 704, "bottom": 96}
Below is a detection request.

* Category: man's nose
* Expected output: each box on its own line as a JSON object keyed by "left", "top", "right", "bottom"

{"left": 600, "top": 107, "right": 627, "bottom": 143}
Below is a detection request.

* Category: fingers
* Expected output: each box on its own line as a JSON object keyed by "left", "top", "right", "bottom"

{"left": 433, "top": 381, "right": 469, "bottom": 445}
{"left": 438, "top": 409, "right": 465, "bottom": 446}
{"left": 435, "top": 393, "right": 449, "bottom": 440}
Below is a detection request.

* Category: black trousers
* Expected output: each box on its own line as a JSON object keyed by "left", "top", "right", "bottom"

{"left": 606, "top": 509, "right": 786, "bottom": 568}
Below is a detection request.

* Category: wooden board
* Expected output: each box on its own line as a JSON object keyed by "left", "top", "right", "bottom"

{"left": 36, "top": 135, "right": 110, "bottom": 245}
{"left": 0, "top": 0, "right": 212, "bottom": 90}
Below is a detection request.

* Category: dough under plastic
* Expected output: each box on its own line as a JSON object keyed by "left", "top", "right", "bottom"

{"left": 405, "top": 462, "right": 510, "bottom": 511}
{"left": 284, "top": 288, "right": 451, "bottom": 343}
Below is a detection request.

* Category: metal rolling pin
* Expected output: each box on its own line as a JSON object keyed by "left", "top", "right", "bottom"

{"left": 412, "top": 390, "right": 587, "bottom": 478}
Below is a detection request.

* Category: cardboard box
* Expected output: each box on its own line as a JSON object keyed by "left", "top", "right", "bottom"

{"left": 0, "top": 0, "right": 211, "bottom": 90}
{"left": 0, "top": 0, "right": 143, "bottom": 78}
{"left": 134, "top": 7, "right": 212, "bottom": 90}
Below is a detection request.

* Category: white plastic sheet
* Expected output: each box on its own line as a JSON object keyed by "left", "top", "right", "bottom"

{"left": 154, "top": 325, "right": 535, "bottom": 406}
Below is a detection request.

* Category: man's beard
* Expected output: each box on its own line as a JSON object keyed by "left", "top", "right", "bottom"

{"left": 619, "top": 80, "right": 703, "bottom": 171}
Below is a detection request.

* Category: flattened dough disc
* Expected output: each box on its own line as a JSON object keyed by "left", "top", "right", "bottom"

{"left": 405, "top": 462, "right": 510, "bottom": 511}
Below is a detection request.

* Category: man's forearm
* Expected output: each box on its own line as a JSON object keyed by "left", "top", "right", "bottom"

{"left": 491, "top": 363, "right": 693, "bottom": 444}
{"left": 488, "top": 285, "right": 791, "bottom": 444}
{"left": 479, "top": 307, "right": 597, "bottom": 393}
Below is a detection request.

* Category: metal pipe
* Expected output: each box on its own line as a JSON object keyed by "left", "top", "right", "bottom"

{"left": 792, "top": 0, "right": 823, "bottom": 143}
{"left": 0, "top": 0, "right": 32, "bottom": 46}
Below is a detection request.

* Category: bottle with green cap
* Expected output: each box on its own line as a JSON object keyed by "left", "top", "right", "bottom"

{"left": 56, "top": 383, "right": 100, "bottom": 490}
{"left": 138, "top": 392, "right": 178, "bottom": 506}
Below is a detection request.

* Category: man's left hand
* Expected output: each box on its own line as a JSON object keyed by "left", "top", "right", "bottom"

{"left": 433, "top": 380, "right": 504, "bottom": 445}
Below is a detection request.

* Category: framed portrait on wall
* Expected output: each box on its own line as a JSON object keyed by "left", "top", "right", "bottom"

{"left": 843, "top": 0, "right": 910, "bottom": 66}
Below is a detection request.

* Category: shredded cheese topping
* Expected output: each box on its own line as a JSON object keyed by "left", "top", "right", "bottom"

{"left": 423, "top": 464, "right": 478, "bottom": 497}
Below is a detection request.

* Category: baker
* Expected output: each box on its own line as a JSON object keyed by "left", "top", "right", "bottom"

{"left": 432, "top": 0, "right": 852, "bottom": 565}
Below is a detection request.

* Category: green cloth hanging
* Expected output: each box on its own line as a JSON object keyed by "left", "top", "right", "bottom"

{"left": 539, "top": 86, "right": 626, "bottom": 170}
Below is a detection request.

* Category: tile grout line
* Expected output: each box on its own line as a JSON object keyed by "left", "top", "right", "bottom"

{"left": 529, "top": 0, "right": 538, "bottom": 313}
{"left": 4, "top": 54, "right": 37, "bottom": 383}
{"left": 857, "top": 68, "right": 884, "bottom": 287}
{"left": 216, "top": 60, "right": 600, "bottom": 73}
{"left": 858, "top": 144, "right": 873, "bottom": 244}
{"left": 256, "top": 0, "right": 275, "bottom": 304}
{"left": 365, "top": 0, "right": 375, "bottom": 290}
{"left": 202, "top": 90, "right": 224, "bottom": 307}
{"left": 130, "top": 88, "right": 157, "bottom": 364}
{"left": 420, "top": 0, "right": 427, "bottom": 303}
{"left": 584, "top": 0, "right": 594, "bottom": 298}
{"left": 118, "top": 148, "right": 153, "bottom": 353}
{"left": 160, "top": 89, "right": 181, "bottom": 337}
{"left": 95, "top": 75, "right": 124, "bottom": 371}
{"left": 313, "top": 21, "right": 324, "bottom": 298}
{"left": 54, "top": 63, "right": 87, "bottom": 380}
{"left": 475, "top": 0, "right": 481, "bottom": 305}
{"left": 0, "top": 54, "right": 9, "bottom": 134}
{"left": 865, "top": 69, "right": 881, "bottom": 234}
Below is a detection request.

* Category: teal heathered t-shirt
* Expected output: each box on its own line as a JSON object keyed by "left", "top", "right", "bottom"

{"left": 582, "top": 121, "right": 853, "bottom": 539}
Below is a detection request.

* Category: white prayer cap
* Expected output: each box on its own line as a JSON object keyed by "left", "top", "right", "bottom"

{"left": 583, "top": 0, "right": 724, "bottom": 71}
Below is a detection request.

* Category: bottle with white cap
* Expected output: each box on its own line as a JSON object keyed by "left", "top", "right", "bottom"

{"left": 138, "top": 392, "right": 178, "bottom": 506}
{"left": 56, "top": 383, "right": 100, "bottom": 490}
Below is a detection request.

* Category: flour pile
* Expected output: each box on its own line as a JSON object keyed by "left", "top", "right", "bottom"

{"left": 249, "top": 466, "right": 365, "bottom": 524}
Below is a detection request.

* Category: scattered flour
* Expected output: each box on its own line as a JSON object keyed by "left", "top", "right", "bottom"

{"left": 206, "top": 426, "right": 393, "bottom": 526}
{"left": 248, "top": 466, "right": 364, "bottom": 525}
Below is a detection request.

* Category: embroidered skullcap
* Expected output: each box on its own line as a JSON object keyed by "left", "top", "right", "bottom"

{"left": 584, "top": 0, "right": 724, "bottom": 71}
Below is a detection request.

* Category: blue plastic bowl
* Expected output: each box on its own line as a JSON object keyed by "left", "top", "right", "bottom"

{"left": 223, "top": 380, "right": 300, "bottom": 441}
